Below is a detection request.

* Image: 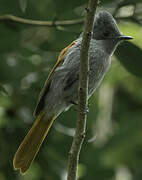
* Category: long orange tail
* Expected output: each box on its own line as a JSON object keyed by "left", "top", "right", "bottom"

{"left": 13, "top": 112, "right": 55, "bottom": 174}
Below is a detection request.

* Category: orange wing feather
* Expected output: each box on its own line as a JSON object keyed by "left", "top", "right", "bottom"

{"left": 47, "top": 40, "right": 76, "bottom": 82}
{"left": 34, "top": 40, "right": 76, "bottom": 116}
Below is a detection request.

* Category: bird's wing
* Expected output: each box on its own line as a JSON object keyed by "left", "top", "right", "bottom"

{"left": 34, "top": 40, "right": 76, "bottom": 116}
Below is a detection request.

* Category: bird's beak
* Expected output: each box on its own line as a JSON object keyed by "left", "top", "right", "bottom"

{"left": 118, "top": 35, "right": 133, "bottom": 40}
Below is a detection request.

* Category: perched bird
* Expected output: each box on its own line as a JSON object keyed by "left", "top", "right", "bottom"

{"left": 13, "top": 11, "right": 132, "bottom": 174}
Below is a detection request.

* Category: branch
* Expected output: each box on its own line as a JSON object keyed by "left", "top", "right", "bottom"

{"left": 0, "top": 14, "right": 84, "bottom": 26}
{"left": 116, "top": 16, "right": 142, "bottom": 25}
{"left": 67, "top": 0, "right": 99, "bottom": 180}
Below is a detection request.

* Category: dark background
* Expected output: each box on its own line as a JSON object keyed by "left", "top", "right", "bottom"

{"left": 0, "top": 0, "right": 142, "bottom": 179}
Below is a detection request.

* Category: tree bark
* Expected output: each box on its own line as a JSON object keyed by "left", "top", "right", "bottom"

{"left": 67, "top": 0, "right": 99, "bottom": 180}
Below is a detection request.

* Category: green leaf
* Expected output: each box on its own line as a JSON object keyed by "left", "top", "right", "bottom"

{"left": 0, "top": 84, "right": 8, "bottom": 95}
{"left": 121, "top": 0, "right": 142, "bottom": 5}
{"left": 115, "top": 41, "right": 142, "bottom": 77}
{"left": 53, "top": 0, "right": 87, "bottom": 15}
{"left": 101, "top": 0, "right": 114, "bottom": 4}
{"left": 19, "top": 0, "right": 28, "bottom": 13}
{"left": 0, "top": 0, "right": 22, "bottom": 15}
{"left": 0, "top": 22, "right": 21, "bottom": 53}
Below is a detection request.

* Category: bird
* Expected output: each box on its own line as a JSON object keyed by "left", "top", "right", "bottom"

{"left": 13, "top": 11, "right": 132, "bottom": 174}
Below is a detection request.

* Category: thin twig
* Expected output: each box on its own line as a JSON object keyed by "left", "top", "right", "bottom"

{"left": 116, "top": 16, "right": 142, "bottom": 25}
{"left": 67, "top": 0, "right": 99, "bottom": 180}
{"left": 0, "top": 14, "right": 84, "bottom": 26}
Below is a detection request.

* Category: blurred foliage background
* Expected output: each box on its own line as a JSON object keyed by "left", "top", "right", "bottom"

{"left": 0, "top": 0, "right": 142, "bottom": 179}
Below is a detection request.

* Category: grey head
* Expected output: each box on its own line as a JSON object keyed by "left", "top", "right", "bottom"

{"left": 92, "top": 11, "right": 132, "bottom": 54}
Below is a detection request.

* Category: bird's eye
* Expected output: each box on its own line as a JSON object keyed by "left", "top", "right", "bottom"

{"left": 103, "top": 30, "right": 110, "bottom": 37}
